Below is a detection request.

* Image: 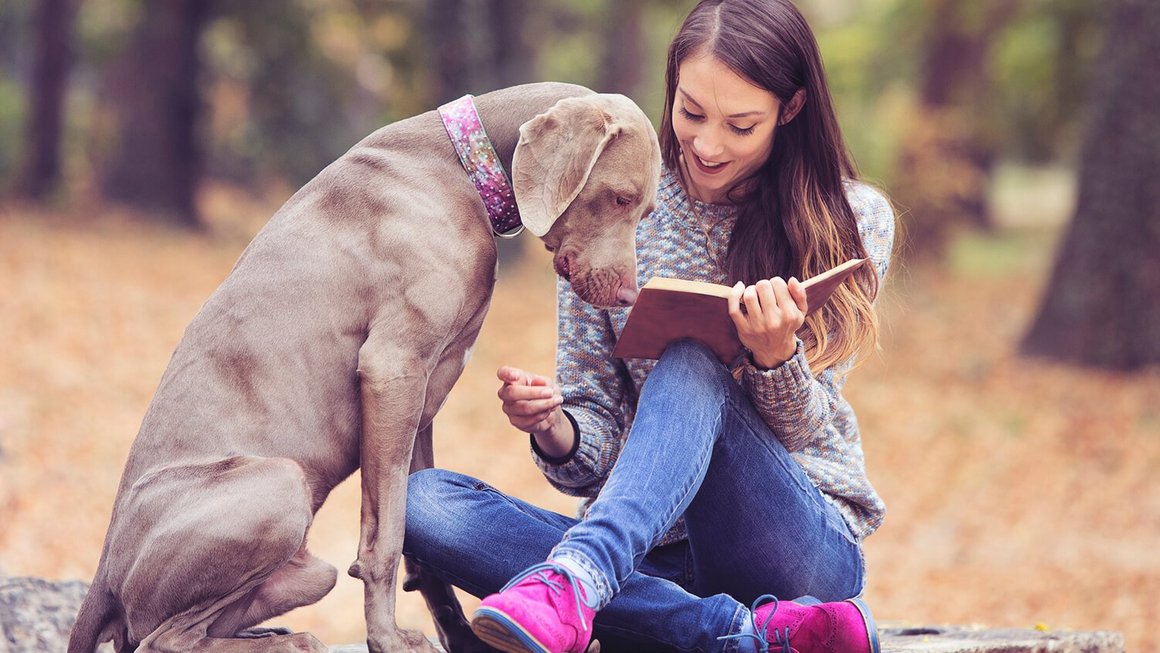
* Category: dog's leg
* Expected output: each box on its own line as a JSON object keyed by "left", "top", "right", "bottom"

{"left": 406, "top": 558, "right": 499, "bottom": 653}
{"left": 349, "top": 339, "right": 441, "bottom": 653}
{"left": 208, "top": 544, "right": 337, "bottom": 637}
{"left": 139, "top": 614, "right": 327, "bottom": 653}
{"left": 401, "top": 420, "right": 438, "bottom": 592}
{"left": 108, "top": 456, "right": 328, "bottom": 652}
{"left": 408, "top": 422, "right": 435, "bottom": 475}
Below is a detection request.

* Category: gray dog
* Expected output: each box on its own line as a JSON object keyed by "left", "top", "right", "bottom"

{"left": 68, "top": 82, "right": 661, "bottom": 653}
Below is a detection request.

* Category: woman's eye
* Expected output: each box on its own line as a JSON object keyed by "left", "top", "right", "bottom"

{"left": 729, "top": 124, "right": 756, "bottom": 136}
{"left": 679, "top": 107, "right": 704, "bottom": 122}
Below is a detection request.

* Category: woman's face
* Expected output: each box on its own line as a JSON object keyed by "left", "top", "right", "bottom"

{"left": 672, "top": 51, "right": 784, "bottom": 204}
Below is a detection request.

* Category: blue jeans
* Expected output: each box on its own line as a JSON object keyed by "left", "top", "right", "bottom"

{"left": 404, "top": 341, "right": 864, "bottom": 652}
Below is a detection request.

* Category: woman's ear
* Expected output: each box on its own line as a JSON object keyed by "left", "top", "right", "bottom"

{"left": 780, "top": 89, "right": 807, "bottom": 125}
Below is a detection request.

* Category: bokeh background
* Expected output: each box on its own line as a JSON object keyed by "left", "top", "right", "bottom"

{"left": 1, "top": 0, "right": 1158, "bottom": 650}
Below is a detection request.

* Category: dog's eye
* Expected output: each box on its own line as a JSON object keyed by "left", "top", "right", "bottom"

{"left": 615, "top": 196, "right": 631, "bottom": 207}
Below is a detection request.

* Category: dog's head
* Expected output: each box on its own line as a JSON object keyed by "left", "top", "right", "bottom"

{"left": 513, "top": 94, "right": 661, "bottom": 308}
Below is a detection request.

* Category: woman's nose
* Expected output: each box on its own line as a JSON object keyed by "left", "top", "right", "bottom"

{"left": 693, "top": 130, "right": 724, "bottom": 159}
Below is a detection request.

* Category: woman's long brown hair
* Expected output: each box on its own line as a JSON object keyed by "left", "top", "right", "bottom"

{"left": 659, "top": 0, "right": 883, "bottom": 373}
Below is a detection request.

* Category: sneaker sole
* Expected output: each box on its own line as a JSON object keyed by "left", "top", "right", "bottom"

{"left": 847, "top": 597, "right": 882, "bottom": 653}
{"left": 471, "top": 606, "right": 550, "bottom": 653}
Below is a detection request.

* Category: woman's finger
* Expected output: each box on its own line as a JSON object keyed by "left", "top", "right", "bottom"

{"left": 497, "top": 366, "right": 552, "bottom": 387}
{"left": 496, "top": 365, "right": 528, "bottom": 385}
{"left": 504, "top": 396, "right": 563, "bottom": 417}
{"left": 727, "top": 280, "right": 745, "bottom": 318}
{"left": 770, "top": 277, "right": 797, "bottom": 318}
{"left": 500, "top": 383, "right": 557, "bottom": 402}
{"left": 788, "top": 277, "right": 808, "bottom": 313}
{"left": 755, "top": 279, "right": 781, "bottom": 320}
{"left": 742, "top": 283, "right": 764, "bottom": 323}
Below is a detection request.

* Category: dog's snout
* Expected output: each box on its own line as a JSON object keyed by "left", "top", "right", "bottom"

{"left": 616, "top": 285, "right": 638, "bottom": 306}
{"left": 554, "top": 253, "right": 573, "bottom": 281}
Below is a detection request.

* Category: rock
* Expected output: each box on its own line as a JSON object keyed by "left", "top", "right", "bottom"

{"left": 880, "top": 624, "right": 1125, "bottom": 652}
{"left": 331, "top": 643, "right": 446, "bottom": 652}
{"left": 0, "top": 577, "right": 112, "bottom": 653}
{"left": 331, "top": 626, "right": 1126, "bottom": 653}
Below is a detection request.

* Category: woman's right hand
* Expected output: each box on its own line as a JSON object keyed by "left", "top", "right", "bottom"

{"left": 496, "top": 366, "right": 575, "bottom": 458}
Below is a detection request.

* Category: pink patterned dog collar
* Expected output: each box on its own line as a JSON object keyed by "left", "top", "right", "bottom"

{"left": 439, "top": 95, "right": 523, "bottom": 237}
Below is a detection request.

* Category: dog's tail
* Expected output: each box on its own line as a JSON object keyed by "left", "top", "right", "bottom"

{"left": 68, "top": 578, "right": 123, "bottom": 653}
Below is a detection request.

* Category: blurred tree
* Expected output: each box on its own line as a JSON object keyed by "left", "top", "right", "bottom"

{"left": 205, "top": 0, "right": 370, "bottom": 186}
{"left": 1021, "top": 0, "right": 1160, "bottom": 369}
{"left": 101, "top": 0, "right": 210, "bottom": 227}
{"left": 427, "top": 0, "right": 534, "bottom": 103}
{"left": 599, "top": 0, "right": 646, "bottom": 97}
{"left": 891, "top": 0, "right": 1022, "bottom": 258}
{"left": 486, "top": 0, "right": 534, "bottom": 89}
{"left": 0, "top": 4, "right": 30, "bottom": 183}
{"left": 991, "top": 0, "right": 1104, "bottom": 163}
{"left": 17, "top": 0, "right": 77, "bottom": 201}
{"left": 428, "top": 0, "right": 471, "bottom": 103}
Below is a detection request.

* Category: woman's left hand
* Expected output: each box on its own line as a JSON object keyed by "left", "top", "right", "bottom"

{"left": 727, "top": 276, "right": 808, "bottom": 369}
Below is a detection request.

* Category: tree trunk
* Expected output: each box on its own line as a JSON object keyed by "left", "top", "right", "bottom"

{"left": 17, "top": 0, "right": 78, "bottom": 200}
{"left": 1020, "top": 0, "right": 1160, "bottom": 369}
{"left": 486, "top": 0, "right": 533, "bottom": 89}
{"left": 599, "top": 0, "right": 645, "bottom": 98}
{"left": 427, "top": 0, "right": 471, "bottom": 104}
{"left": 100, "top": 0, "right": 210, "bottom": 227}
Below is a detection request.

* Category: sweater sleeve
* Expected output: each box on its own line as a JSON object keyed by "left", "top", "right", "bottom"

{"left": 740, "top": 183, "right": 895, "bottom": 451}
{"left": 531, "top": 274, "right": 632, "bottom": 497}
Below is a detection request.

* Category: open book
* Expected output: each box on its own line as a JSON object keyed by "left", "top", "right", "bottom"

{"left": 612, "top": 258, "right": 868, "bottom": 364}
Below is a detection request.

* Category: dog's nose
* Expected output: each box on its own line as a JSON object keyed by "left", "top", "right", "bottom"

{"left": 616, "top": 285, "right": 638, "bottom": 306}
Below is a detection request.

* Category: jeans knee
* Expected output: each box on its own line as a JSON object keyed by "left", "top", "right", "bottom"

{"left": 408, "top": 466, "right": 454, "bottom": 496}
{"left": 405, "top": 468, "right": 473, "bottom": 549}
{"left": 653, "top": 339, "right": 733, "bottom": 396}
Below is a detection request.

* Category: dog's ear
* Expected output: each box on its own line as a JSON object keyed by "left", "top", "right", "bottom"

{"left": 512, "top": 95, "right": 622, "bottom": 237}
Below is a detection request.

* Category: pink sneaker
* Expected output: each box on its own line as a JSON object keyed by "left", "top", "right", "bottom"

{"left": 471, "top": 562, "right": 597, "bottom": 653}
{"left": 723, "top": 594, "right": 880, "bottom": 653}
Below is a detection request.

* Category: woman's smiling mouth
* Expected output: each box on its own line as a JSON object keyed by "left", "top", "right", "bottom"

{"left": 690, "top": 152, "right": 728, "bottom": 175}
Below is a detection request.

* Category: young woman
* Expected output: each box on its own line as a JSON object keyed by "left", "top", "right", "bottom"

{"left": 405, "top": 1, "right": 895, "bottom": 651}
